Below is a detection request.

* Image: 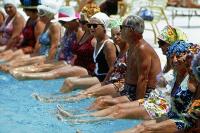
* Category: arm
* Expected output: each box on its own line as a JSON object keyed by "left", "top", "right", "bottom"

{"left": 47, "top": 23, "right": 60, "bottom": 60}
{"left": 103, "top": 41, "right": 117, "bottom": 82}
{"left": 5, "top": 15, "right": 25, "bottom": 50}
{"left": 136, "top": 47, "right": 151, "bottom": 99}
{"left": 163, "top": 58, "right": 172, "bottom": 73}
{"left": 33, "top": 20, "right": 45, "bottom": 54}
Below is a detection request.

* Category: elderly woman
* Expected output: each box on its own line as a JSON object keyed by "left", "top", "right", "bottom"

{"left": 58, "top": 4, "right": 101, "bottom": 92}
{"left": 0, "top": 0, "right": 25, "bottom": 53}
{"left": 0, "top": 0, "right": 45, "bottom": 62}
{"left": 72, "top": 3, "right": 100, "bottom": 75}
{"left": 0, "top": 0, "right": 25, "bottom": 50}
{"left": 36, "top": 3, "right": 60, "bottom": 60}
{"left": 88, "top": 12, "right": 118, "bottom": 81}
{"left": 17, "top": 0, "right": 45, "bottom": 54}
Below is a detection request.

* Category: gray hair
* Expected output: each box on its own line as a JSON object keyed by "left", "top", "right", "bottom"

{"left": 192, "top": 51, "right": 200, "bottom": 82}
{"left": 123, "top": 15, "right": 144, "bottom": 34}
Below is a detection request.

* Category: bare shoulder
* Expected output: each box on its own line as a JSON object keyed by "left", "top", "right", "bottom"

{"left": 35, "top": 20, "right": 45, "bottom": 29}
{"left": 14, "top": 13, "right": 25, "bottom": 22}
{"left": 50, "top": 23, "right": 60, "bottom": 32}
{"left": 104, "top": 40, "right": 115, "bottom": 49}
{"left": 139, "top": 41, "right": 155, "bottom": 53}
{"left": 50, "top": 23, "right": 60, "bottom": 29}
{"left": 91, "top": 38, "right": 96, "bottom": 47}
{"left": 137, "top": 42, "right": 150, "bottom": 54}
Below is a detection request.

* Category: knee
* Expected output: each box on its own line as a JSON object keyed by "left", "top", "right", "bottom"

{"left": 74, "top": 66, "right": 88, "bottom": 76}
{"left": 115, "top": 104, "right": 124, "bottom": 110}
{"left": 113, "top": 108, "right": 126, "bottom": 117}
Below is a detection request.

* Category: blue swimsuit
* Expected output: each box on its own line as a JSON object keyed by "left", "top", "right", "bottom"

{"left": 39, "top": 32, "right": 51, "bottom": 56}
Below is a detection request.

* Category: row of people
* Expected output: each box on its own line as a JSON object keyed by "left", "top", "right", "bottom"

{"left": 0, "top": 1, "right": 115, "bottom": 82}
{"left": 1, "top": 0, "right": 200, "bottom": 132}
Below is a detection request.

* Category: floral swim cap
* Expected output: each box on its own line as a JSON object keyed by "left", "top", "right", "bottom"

{"left": 158, "top": 25, "right": 188, "bottom": 45}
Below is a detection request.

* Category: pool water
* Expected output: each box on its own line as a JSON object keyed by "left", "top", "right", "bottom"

{"left": 0, "top": 72, "right": 141, "bottom": 133}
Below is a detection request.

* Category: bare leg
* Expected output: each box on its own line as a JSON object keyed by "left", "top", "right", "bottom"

{"left": 108, "top": 105, "right": 150, "bottom": 119}
{"left": 31, "top": 92, "right": 89, "bottom": 103}
{"left": 56, "top": 104, "right": 111, "bottom": 123}
{"left": 90, "top": 101, "right": 140, "bottom": 117}
{"left": 88, "top": 96, "right": 130, "bottom": 110}
{"left": 117, "top": 119, "right": 178, "bottom": 133}
{"left": 8, "top": 55, "right": 46, "bottom": 67}
{"left": 10, "top": 61, "right": 67, "bottom": 73}
{"left": 81, "top": 83, "right": 102, "bottom": 94}
{"left": 0, "top": 49, "right": 12, "bottom": 57}
{"left": 89, "top": 83, "right": 122, "bottom": 97}
{"left": 0, "top": 49, "right": 24, "bottom": 62}
{"left": 55, "top": 66, "right": 89, "bottom": 78}
{"left": 60, "top": 77, "right": 100, "bottom": 93}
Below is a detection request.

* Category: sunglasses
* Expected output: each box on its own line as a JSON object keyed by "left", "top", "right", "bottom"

{"left": 79, "top": 20, "right": 88, "bottom": 25}
{"left": 120, "top": 25, "right": 133, "bottom": 30}
{"left": 87, "top": 24, "right": 103, "bottom": 29}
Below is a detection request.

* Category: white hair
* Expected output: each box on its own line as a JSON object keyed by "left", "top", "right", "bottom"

{"left": 123, "top": 15, "right": 144, "bottom": 34}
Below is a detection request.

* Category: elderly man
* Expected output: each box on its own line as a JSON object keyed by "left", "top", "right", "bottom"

{"left": 119, "top": 15, "right": 161, "bottom": 101}
{"left": 88, "top": 15, "right": 161, "bottom": 110}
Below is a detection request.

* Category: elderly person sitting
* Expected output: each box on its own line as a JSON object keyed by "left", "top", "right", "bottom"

{"left": 0, "top": 0, "right": 25, "bottom": 50}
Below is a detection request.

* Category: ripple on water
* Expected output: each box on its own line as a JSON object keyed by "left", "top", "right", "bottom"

{"left": 0, "top": 73, "right": 141, "bottom": 133}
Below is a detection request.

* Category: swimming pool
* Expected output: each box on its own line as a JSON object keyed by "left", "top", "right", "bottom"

{"left": 0, "top": 72, "right": 141, "bottom": 133}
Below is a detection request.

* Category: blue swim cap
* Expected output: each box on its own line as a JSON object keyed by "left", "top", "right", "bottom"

{"left": 166, "top": 40, "right": 192, "bottom": 58}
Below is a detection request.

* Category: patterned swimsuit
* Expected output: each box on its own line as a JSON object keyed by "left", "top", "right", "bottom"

{"left": 106, "top": 53, "right": 127, "bottom": 84}
{"left": 58, "top": 30, "right": 76, "bottom": 64}
{"left": 167, "top": 86, "right": 194, "bottom": 130}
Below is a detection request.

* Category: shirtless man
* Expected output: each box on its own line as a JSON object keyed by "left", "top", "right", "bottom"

{"left": 88, "top": 15, "right": 161, "bottom": 110}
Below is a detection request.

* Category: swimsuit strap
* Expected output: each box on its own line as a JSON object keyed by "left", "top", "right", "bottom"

{"left": 93, "top": 38, "right": 113, "bottom": 61}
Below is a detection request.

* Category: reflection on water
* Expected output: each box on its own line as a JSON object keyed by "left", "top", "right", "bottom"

{"left": 0, "top": 73, "right": 141, "bottom": 133}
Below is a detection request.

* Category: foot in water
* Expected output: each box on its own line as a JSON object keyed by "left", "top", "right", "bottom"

{"left": 31, "top": 93, "right": 53, "bottom": 103}
{"left": 60, "top": 78, "right": 75, "bottom": 93}
{"left": 57, "top": 104, "right": 73, "bottom": 117}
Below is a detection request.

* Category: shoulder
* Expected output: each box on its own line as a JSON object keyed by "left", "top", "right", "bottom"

{"left": 50, "top": 23, "right": 60, "bottom": 32}
{"left": 50, "top": 22, "right": 60, "bottom": 29}
{"left": 91, "top": 38, "right": 97, "bottom": 47}
{"left": 35, "top": 20, "right": 44, "bottom": 28}
{"left": 138, "top": 41, "right": 154, "bottom": 54}
{"left": 104, "top": 39, "right": 115, "bottom": 49}
{"left": 14, "top": 13, "right": 25, "bottom": 21}
{"left": 35, "top": 20, "right": 45, "bottom": 31}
